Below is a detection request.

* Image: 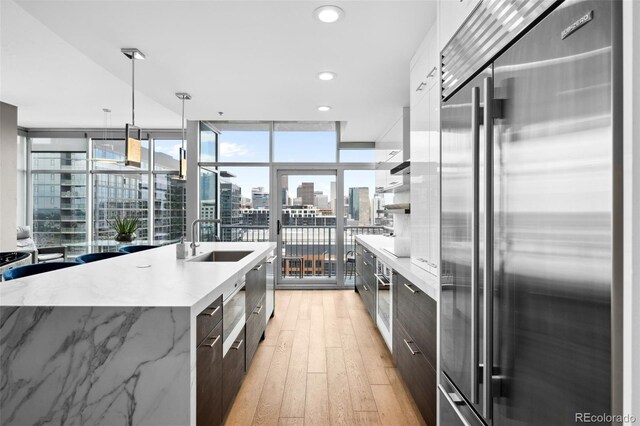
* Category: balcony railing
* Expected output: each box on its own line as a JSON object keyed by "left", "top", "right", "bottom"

{"left": 218, "top": 224, "right": 386, "bottom": 280}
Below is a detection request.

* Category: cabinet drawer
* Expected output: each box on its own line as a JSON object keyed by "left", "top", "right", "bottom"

{"left": 359, "top": 276, "right": 376, "bottom": 321}
{"left": 394, "top": 321, "right": 436, "bottom": 426}
{"left": 355, "top": 271, "right": 364, "bottom": 294}
{"left": 246, "top": 262, "right": 266, "bottom": 317}
{"left": 246, "top": 294, "right": 266, "bottom": 369}
{"left": 196, "top": 295, "right": 223, "bottom": 347}
{"left": 395, "top": 272, "right": 437, "bottom": 369}
{"left": 363, "top": 249, "right": 376, "bottom": 269}
{"left": 223, "top": 326, "right": 245, "bottom": 416}
{"left": 356, "top": 252, "right": 364, "bottom": 276}
{"left": 197, "top": 321, "right": 222, "bottom": 426}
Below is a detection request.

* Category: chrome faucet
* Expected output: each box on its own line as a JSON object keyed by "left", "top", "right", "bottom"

{"left": 190, "top": 219, "right": 221, "bottom": 256}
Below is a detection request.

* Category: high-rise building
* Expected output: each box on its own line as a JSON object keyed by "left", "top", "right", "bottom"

{"left": 281, "top": 175, "right": 288, "bottom": 204}
{"left": 348, "top": 187, "right": 371, "bottom": 226}
{"left": 200, "top": 172, "right": 217, "bottom": 220}
{"left": 220, "top": 181, "right": 242, "bottom": 241}
{"left": 251, "top": 187, "right": 269, "bottom": 209}
{"left": 330, "top": 181, "right": 336, "bottom": 214}
{"left": 315, "top": 194, "right": 329, "bottom": 209}
{"left": 297, "top": 182, "right": 314, "bottom": 205}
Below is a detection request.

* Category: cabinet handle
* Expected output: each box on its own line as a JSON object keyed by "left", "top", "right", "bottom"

{"left": 266, "top": 255, "right": 277, "bottom": 264}
{"left": 375, "top": 273, "right": 389, "bottom": 286}
{"left": 404, "top": 339, "right": 421, "bottom": 355}
{"left": 363, "top": 261, "right": 368, "bottom": 267}
{"left": 415, "top": 81, "right": 427, "bottom": 92}
{"left": 253, "top": 264, "right": 263, "bottom": 271}
{"left": 206, "top": 335, "right": 221, "bottom": 348}
{"left": 426, "top": 66, "right": 437, "bottom": 78}
{"left": 363, "top": 284, "right": 368, "bottom": 291}
{"left": 403, "top": 283, "right": 417, "bottom": 294}
{"left": 253, "top": 305, "right": 263, "bottom": 315}
{"left": 231, "top": 339, "right": 244, "bottom": 350}
{"left": 200, "top": 305, "right": 220, "bottom": 317}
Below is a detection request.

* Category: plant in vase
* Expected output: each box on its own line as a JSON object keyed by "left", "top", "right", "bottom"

{"left": 110, "top": 215, "right": 139, "bottom": 242}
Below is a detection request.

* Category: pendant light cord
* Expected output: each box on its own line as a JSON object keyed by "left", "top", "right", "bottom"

{"left": 131, "top": 57, "right": 136, "bottom": 126}
{"left": 181, "top": 96, "right": 185, "bottom": 151}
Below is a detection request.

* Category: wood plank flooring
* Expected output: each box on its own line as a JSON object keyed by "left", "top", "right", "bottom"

{"left": 225, "top": 290, "right": 427, "bottom": 426}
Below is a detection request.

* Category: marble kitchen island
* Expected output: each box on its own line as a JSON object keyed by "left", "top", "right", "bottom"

{"left": 0, "top": 242, "right": 276, "bottom": 426}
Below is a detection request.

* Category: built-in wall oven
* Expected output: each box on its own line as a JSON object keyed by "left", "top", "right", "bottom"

{"left": 375, "top": 259, "right": 392, "bottom": 350}
{"left": 222, "top": 279, "right": 246, "bottom": 355}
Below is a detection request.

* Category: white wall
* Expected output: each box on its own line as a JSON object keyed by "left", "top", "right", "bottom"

{"left": 623, "top": 0, "right": 640, "bottom": 419}
{"left": 0, "top": 102, "right": 18, "bottom": 251}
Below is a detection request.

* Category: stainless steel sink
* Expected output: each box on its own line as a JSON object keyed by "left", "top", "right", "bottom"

{"left": 188, "top": 250, "right": 253, "bottom": 262}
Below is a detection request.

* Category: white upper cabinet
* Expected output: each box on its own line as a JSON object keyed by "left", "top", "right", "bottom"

{"left": 375, "top": 113, "right": 405, "bottom": 193}
{"left": 438, "top": 0, "right": 481, "bottom": 51}
{"left": 410, "top": 24, "right": 439, "bottom": 108}
{"left": 410, "top": 19, "right": 441, "bottom": 276}
{"left": 410, "top": 91, "right": 430, "bottom": 266}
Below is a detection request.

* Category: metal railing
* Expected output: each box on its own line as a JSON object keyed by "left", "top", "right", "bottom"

{"left": 219, "top": 224, "right": 386, "bottom": 279}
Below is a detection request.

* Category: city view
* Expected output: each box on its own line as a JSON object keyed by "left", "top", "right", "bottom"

{"left": 209, "top": 171, "right": 384, "bottom": 280}
{"left": 27, "top": 123, "right": 388, "bottom": 280}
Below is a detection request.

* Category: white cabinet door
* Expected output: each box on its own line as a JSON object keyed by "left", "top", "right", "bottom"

{"left": 376, "top": 146, "right": 390, "bottom": 192}
{"left": 410, "top": 91, "right": 430, "bottom": 269}
{"left": 410, "top": 42, "right": 429, "bottom": 107}
{"left": 411, "top": 24, "right": 439, "bottom": 107}
{"left": 427, "top": 86, "right": 441, "bottom": 275}
{"left": 424, "top": 24, "right": 439, "bottom": 92}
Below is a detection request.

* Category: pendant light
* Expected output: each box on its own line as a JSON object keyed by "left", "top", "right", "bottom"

{"left": 121, "top": 47, "right": 145, "bottom": 168}
{"left": 172, "top": 92, "right": 191, "bottom": 180}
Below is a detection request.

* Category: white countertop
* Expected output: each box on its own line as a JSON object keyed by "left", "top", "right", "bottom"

{"left": 355, "top": 235, "right": 439, "bottom": 302}
{"left": 0, "top": 242, "right": 276, "bottom": 309}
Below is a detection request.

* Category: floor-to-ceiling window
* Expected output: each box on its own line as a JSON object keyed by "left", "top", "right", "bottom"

{"left": 26, "top": 130, "right": 184, "bottom": 256}
{"left": 153, "top": 139, "right": 186, "bottom": 243}
{"left": 31, "top": 137, "right": 88, "bottom": 256}
{"left": 17, "top": 134, "right": 28, "bottom": 226}
{"left": 92, "top": 138, "right": 150, "bottom": 242}
{"left": 198, "top": 122, "right": 271, "bottom": 242}
{"left": 195, "top": 120, "right": 381, "bottom": 287}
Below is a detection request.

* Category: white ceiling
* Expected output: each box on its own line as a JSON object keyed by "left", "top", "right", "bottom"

{"left": 1, "top": 0, "right": 436, "bottom": 142}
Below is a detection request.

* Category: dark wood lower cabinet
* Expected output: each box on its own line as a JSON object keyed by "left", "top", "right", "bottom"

{"left": 197, "top": 321, "right": 223, "bottom": 426}
{"left": 222, "top": 326, "right": 246, "bottom": 416}
{"left": 395, "top": 272, "right": 437, "bottom": 368}
{"left": 355, "top": 243, "right": 377, "bottom": 322}
{"left": 246, "top": 294, "right": 266, "bottom": 369}
{"left": 394, "top": 321, "right": 437, "bottom": 426}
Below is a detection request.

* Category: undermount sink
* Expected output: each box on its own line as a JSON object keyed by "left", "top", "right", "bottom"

{"left": 188, "top": 250, "right": 253, "bottom": 262}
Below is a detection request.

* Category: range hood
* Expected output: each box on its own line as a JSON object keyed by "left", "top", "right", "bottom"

{"left": 390, "top": 161, "right": 410, "bottom": 175}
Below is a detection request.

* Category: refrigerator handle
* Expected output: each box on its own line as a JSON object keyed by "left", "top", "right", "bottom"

{"left": 483, "top": 76, "right": 494, "bottom": 419}
{"left": 470, "top": 85, "right": 481, "bottom": 405}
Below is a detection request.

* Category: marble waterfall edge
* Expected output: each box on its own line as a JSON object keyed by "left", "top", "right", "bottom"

{"left": 0, "top": 306, "right": 191, "bottom": 425}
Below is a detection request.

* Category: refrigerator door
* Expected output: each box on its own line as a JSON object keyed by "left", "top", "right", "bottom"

{"left": 440, "top": 68, "right": 492, "bottom": 419}
{"left": 491, "top": 0, "right": 619, "bottom": 424}
{"left": 439, "top": 374, "right": 487, "bottom": 426}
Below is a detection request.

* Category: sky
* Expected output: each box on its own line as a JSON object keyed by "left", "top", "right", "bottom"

{"left": 216, "top": 130, "right": 376, "bottom": 202}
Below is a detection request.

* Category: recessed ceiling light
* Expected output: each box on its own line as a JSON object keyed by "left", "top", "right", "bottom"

{"left": 317, "top": 71, "right": 337, "bottom": 81}
{"left": 314, "top": 5, "right": 345, "bottom": 23}
{"left": 318, "top": 105, "right": 332, "bottom": 112}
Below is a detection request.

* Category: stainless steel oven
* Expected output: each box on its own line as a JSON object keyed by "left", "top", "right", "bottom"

{"left": 222, "top": 279, "right": 245, "bottom": 355}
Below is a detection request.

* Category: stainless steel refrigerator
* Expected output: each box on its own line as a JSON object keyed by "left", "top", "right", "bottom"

{"left": 439, "top": 0, "right": 622, "bottom": 425}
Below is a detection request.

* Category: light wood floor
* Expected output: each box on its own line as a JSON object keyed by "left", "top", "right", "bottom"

{"left": 225, "top": 290, "right": 428, "bottom": 426}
